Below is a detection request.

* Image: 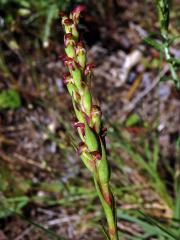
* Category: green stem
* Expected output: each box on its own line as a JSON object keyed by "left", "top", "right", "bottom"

{"left": 94, "top": 175, "right": 118, "bottom": 240}
{"left": 164, "top": 43, "right": 180, "bottom": 89}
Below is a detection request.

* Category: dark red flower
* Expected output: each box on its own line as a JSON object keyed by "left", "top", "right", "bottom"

{"left": 64, "top": 33, "right": 75, "bottom": 46}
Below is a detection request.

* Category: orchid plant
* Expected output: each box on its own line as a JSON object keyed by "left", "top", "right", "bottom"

{"left": 60, "top": 6, "right": 118, "bottom": 240}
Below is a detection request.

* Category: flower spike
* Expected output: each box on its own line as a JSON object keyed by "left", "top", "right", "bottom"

{"left": 60, "top": 7, "right": 118, "bottom": 240}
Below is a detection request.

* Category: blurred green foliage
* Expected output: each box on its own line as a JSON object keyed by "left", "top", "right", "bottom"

{"left": 144, "top": 0, "right": 180, "bottom": 89}
{"left": 0, "top": 89, "right": 21, "bottom": 109}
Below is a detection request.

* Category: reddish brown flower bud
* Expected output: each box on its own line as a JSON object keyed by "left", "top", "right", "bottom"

{"left": 75, "top": 41, "right": 86, "bottom": 68}
{"left": 62, "top": 18, "right": 75, "bottom": 36}
{"left": 75, "top": 41, "right": 85, "bottom": 54}
{"left": 64, "top": 33, "right": 74, "bottom": 44}
{"left": 71, "top": 5, "right": 86, "bottom": 24}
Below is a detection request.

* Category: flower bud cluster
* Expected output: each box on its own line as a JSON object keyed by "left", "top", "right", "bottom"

{"left": 61, "top": 6, "right": 110, "bottom": 184}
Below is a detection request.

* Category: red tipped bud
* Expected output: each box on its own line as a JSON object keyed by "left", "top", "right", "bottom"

{"left": 72, "top": 5, "right": 86, "bottom": 14}
{"left": 61, "top": 14, "right": 69, "bottom": 28}
{"left": 75, "top": 41, "right": 86, "bottom": 54}
{"left": 91, "top": 105, "right": 102, "bottom": 133}
{"left": 75, "top": 41, "right": 86, "bottom": 68}
{"left": 64, "top": 33, "right": 73, "bottom": 39}
{"left": 71, "top": 5, "right": 86, "bottom": 24}
{"left": 64, "top": 33, "right": 76, "bottom": 58}
{"left": 64, "top": 33, "right": 75, "bottom": 49}
{"left": 62, "top": 18, "right": 76, "bottom": 36}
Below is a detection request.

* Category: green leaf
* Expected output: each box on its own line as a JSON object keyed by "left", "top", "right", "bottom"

{"left": 168, "top": 57, "right": 180, "bottom": 67}
{"left": 42, "top": 4, "right": 58, "bottom": 47}
{"left": 117, "top": 210, "right": 178, "bottom": 239}
{"left": 0, "top": 196, "right": 29, "bottom": 218}
{"left": 125, "top": 113, "right": 141, "bottom": 127}
{"left": 0, "top": 89, "right": 21, "bottom": 109}
{"left": 0, "top": 206, "right": 65, "bottom": 239}
{"left": 99, "top": 224, "right": 111, "bottom": 240}
{"left": 143, "top": 37, "right": 164, "bottom": 52}
{"left": 138, "top": 210, "right": 179, "bottom": 239}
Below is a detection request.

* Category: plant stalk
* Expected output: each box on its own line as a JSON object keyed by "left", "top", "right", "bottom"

{"left": 60, "top": 6, "right": 118, "bottom": 240}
